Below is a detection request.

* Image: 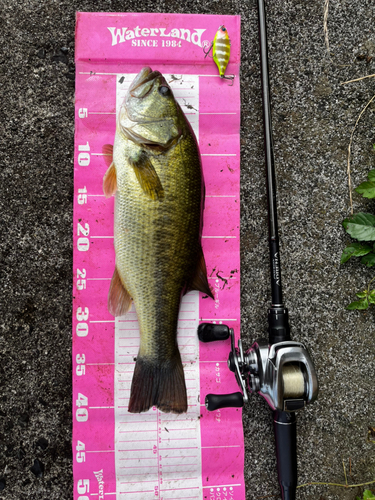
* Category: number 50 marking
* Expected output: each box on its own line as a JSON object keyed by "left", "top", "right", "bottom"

{"left": 77, "top": 478, "right": 90, "bottom": 499}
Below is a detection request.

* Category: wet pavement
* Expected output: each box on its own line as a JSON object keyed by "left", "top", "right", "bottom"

{"left": 1, "top": 0, "right": 374, "bottom": 498}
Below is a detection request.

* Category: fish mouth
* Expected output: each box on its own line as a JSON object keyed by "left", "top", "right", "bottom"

{"left": 129, "top": 67, "right": 164, "bottom": 98}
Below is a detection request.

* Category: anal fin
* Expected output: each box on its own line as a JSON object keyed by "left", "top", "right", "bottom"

{"left": 108, "top": 266, "right": 132, "bottom": 317}
{"left": 129, "top": 150, "right": 164, "bottom": 201}
{"left": 185, "top": 245, "right": 214, "bottom": 299}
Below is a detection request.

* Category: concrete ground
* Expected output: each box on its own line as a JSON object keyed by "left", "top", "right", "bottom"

{"left": 1, "top": 0, "right": 374, "bottom": 499}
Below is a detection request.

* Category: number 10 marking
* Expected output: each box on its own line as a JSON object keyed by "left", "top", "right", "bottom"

{"left": 78, "top": 142, "right": 90, "bottom": 166}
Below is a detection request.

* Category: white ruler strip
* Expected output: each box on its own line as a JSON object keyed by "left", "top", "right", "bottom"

{"left": 114, "top": 73, "right": 202, "bottom": 499}
{"left": 115, "top": 293, "right": 202, "bottom": 499}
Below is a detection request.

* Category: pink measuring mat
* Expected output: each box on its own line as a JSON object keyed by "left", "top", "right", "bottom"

{"left": 73, "top": 12, "right": 243, "bottom": 500}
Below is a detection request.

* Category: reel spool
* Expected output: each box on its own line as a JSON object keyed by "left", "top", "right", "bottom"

{"left": 282, "top": 364, "right": 305, "bottom": 399}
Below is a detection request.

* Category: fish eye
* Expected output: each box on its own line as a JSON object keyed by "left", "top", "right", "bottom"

{"left": 158, "top": 86, "right": 170, "bottom": 96}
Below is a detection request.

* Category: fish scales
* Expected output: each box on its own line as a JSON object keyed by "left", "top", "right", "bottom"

{"left": 114, "top": 136, "right": 202, "bottom": 359}
{"left": 104, "top": 67, "right": 213, "bottom": 414}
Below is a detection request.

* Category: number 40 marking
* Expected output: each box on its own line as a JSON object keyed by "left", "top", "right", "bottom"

{"left": 76, "top": 393, "right": 88, "bottom": 422}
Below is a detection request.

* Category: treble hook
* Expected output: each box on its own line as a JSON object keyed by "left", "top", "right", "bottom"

{"left": 203, "top": 42, "right": 213, "bottom": 58}
{"left": 220, "top": 74, "right": 235, "bottom": 86}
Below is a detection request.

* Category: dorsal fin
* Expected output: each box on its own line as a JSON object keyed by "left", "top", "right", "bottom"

{"left": 184, "top": 245, "right": 214, "bottom": 299}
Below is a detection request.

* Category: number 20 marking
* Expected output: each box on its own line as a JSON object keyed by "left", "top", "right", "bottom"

{"left": 77, "top": 223, "right": 90, "bottom": 252}
{"left": 77, "top": 223, "right": 89, "bottom": 237}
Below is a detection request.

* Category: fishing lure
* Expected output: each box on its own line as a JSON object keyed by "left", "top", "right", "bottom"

{"left": 204, "top": 25, "right": 234, "bottom": 84}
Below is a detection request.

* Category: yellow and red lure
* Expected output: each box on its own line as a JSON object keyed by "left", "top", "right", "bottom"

{"left": 205, "top": 25, "right": 234, "bottom": 83}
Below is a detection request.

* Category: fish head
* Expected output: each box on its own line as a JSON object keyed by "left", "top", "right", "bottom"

{"left": 119, "top": 67, "right": 184, "bottom": 149}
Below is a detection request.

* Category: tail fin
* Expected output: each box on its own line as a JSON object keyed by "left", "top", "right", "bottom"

{"left": 128, "top": 354, "right": 187, "bottom": 414}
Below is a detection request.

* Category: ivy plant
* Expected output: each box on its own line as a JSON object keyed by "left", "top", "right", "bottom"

{"left": 341, "top": 168, "right": 375, "bottom": 310}
{"left": 356, "top": 490, "right": 375, "bottom": 500}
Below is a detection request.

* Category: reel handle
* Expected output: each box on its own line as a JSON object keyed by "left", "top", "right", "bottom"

{"left": 273, "top": 410, "right": 297, "bottom": 500}
{"left": 205, "top": 392, "right": 244, "bottom": 411}
{"left": 198, "top": 323, "right": 231, "bottom": 343}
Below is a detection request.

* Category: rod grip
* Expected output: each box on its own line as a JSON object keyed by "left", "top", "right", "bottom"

{"left": 205, "top": 392, "right": 244, "bottom": 411}
{"left": 273, "top": 410, "right": 297, "bottom": 500}
{"left": 198, "top": 323, "right": 230, "bottom": 343}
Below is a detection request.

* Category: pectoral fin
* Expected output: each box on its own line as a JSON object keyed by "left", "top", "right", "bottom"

{"left": 103, "top": 163, "right": 117, "bottom": 198}
{"left": 129, "top": 151, "right": 164, "bottom": 200}
{"left": 108, "top": 266, "right": 132, "bottom": 317}
{"left": 184, "top": 246, "right": 214, "bottom": 299}
{"left": 102, "top": 144, "right": 117, "bottom": 198}
{"left": 102, "top": 144, "right": 114, "bottom": 167}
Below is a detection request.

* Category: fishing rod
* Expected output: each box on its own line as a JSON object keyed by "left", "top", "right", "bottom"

{"left": 197, "top": 1, "right": 318, "bottom": 499}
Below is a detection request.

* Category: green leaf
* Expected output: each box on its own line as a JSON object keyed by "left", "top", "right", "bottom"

{"left": 356, "top": 291, "right": 368, "bottom": 298}
{"left": 361, "top": 253, "right": 375, "bottom": 267}
{"left": 340, "top": 242, "right": 372, "bottom": 263}
{"left": 344, "top": 213, "right": 375, "bottom": 241}
{"left": 346, "top": 298, "right": 369, "bottom": 310}
{"left": 368, "top": 169, "right": 375, "bottom": 183}
{"left": 355, "top": 181, "right": 375, "bottom": 198}
{"left": 363, "top": 490, "right": 375, "bottom": 499}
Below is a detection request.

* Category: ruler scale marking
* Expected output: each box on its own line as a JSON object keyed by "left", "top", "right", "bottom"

{"left": 74, "top": 13, "right": 243, "bottom": 499}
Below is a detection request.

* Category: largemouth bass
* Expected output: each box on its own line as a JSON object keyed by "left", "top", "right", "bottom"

{"left": 103, "top": 67, "right": 213, "bottom": 414}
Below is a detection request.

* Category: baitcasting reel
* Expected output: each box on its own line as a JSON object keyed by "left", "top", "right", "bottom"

{"left": 198, "top": 316, "right": 318, "bottom": 414}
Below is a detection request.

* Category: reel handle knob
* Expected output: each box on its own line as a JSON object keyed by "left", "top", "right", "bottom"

{"left": 198, "top": 323, "right": 230, "bottom": 343}
{"left": 205, "top": 392, "right": 244, "bottom": 411}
